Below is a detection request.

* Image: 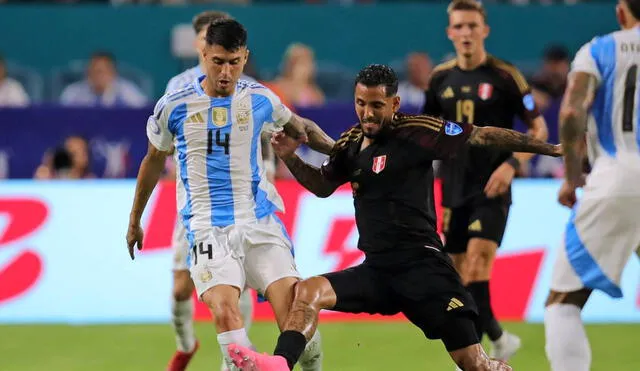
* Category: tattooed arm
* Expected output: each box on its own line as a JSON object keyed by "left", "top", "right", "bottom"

{"left": 467, "top": 125, "right": 562, "bottom": 157}
{"left": 558, "top": 71, "right": 596, "bottom": 186}
{"left": 283, "top": 113, "right": 335, "bottom": 155}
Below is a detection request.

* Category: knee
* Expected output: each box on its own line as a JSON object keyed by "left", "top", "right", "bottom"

{"left": 463, "top": 251, "right": 492, "bottom": 281}
{"left": 293, "top": 278, "right": 328, "bottom": 310}
{"left": 206, "top": 299, "right": 242, "bottom": 330}
{"left": 172, "top": 272, "right": 194, "bottom": 301}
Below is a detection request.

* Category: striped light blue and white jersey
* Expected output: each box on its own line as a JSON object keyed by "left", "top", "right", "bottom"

{"left": 147, "top": 76, "right": 290, "bottom": 236}
{"left": 572, "top": 26, "right": 640, "bottom": 167}
{"left": 165, "top": 65, "right": 256, "bottom": 94}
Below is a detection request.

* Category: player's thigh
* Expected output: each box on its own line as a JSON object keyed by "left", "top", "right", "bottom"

{"left": 243, "top": 214, "right": 300, "bottom": 297}
{"left": 442, "top": 205, "right": 471, "bottom": 256}
{"left": 189, "top": 228, "right": 246, "bottom": 300}
{"left": 322, "top": 264, "right": 398, "bottom": 315}
{"left": 397, "top": 251, "right": 478, "bottom": 342}
{"left": 552, "top": 195, "right": 640, "bottom": 298}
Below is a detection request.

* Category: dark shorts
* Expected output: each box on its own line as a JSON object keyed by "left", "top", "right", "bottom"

{"left": 442, "top": 201, "right": 510, "bottom": 254}
{"left": 322, "top": 248, "right": 479, "bottom": 351}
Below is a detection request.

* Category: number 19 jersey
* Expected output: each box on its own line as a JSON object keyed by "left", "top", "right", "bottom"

{"left": 147, "top": 76, "right": 291, "bottom": 238}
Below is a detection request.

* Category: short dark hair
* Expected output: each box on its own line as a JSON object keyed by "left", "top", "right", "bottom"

{"left": 192, "top": 10, "right": 231, "bottom": 34}
{"left": 90, "top": 51, "right": 116, "bottom": 65}
{"left": 447, "top": 0, "right": 487, "bottom": 22}
{"left": 205, "top": 18, "right": 247, "bottom": 51}
{"left": 623, "top": 0, "right": 640, "bottom": 19}
{"left": 355, "top": 64, "right": 398, "bottom": 97}
{"left": 544, "top": 45, "right": 569, "bottom": 62}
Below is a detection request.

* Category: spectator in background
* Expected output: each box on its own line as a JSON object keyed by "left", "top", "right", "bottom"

{"left": 398, "top": 52, "right": 432, "bottom": 109}
{"left": 60, "top": 52, "right": 147, "bottom": 108}
{"left": 0, "top": 54, "right": 30, "bottom": 107}
{"left": 267, "top": 43, "right": 325, "bottom": 108}
{"left": 532, "top": 44, "right": 570, "bottom": 99}
{"left": 34, "top": 135, "right": 95, "bottom": 179}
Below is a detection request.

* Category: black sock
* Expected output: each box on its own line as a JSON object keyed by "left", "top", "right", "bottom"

{"left": 486, "top": 316, "right": 504, "bottom": 341}
{"left": 274, "top": 330, "right": 307, "bottom": 370}
{"left": 466, "top": 281, "right": 501, "bottom": 341}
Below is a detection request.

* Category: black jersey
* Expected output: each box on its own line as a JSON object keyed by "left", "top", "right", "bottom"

{"left": 320, "top": 114, "right": 472, "bottom": 258}
{"left": 422, "top": 56, "right": 541, "bottom": 207}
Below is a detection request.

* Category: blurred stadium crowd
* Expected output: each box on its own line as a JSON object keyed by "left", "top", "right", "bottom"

{"left": 0, "top": 1, "right": 585, "bottom": 180}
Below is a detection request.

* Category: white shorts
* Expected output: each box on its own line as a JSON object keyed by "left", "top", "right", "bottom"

{"left": 550, "top": 192, "right": 640, "bottom": 298}
{"left": 172, "top": 220, "right": 190, "bottom": 271}
{"left": 188, "top": 214, "right": 300, "bottom": 298}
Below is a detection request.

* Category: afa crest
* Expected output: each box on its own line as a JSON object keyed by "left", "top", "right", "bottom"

{"left": 213, "top": 107, "right": 228, "bottom": 127}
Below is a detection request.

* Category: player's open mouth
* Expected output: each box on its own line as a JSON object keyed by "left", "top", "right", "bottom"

{"left": 218, "top": 80, "right": 230, "bottom": 87}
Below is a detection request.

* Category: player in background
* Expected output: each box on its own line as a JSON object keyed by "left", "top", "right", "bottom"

{"left": 228, "top": 64, "right": 562, "bottom": 371}
{"left": 422, "top": 0, "right": 549, "bottom": 361}
{"left": 162, "top": 10, "right": 260, "bottom": 371}
{"left": 544, "top": 1, "right": 640, "bottom": 370}
{"left": 126, "top": 19, "right": 329, "bottom": 371}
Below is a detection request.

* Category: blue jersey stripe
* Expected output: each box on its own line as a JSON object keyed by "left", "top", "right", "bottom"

{"left": 590, "top": 35, "right": 617, "bottom": 156}
{"left": 172, "top": 104, "right": 193, "bottom": 243}
{"left": 207, "top": 98, "right": 235, "bottom": 227}
{"left": 565, "top": 206, "right": 622, "bottom": 298}
{"left": 250, "top": 94, "right": 277, "bottom": 219}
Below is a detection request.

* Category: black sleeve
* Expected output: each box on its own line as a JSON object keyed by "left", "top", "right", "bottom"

{"left": 320, "top": 148, "right": 350, "bottom": 185}
{"left": 395, "top": 115, "right": 473, "bottom": 160}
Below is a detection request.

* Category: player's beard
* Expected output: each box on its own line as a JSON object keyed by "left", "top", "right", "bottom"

{"left": 361, "top": 117, "right": 390, "bottom": 139}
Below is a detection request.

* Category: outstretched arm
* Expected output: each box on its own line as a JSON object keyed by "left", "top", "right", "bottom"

{"left": 467, "top": 125, "right": 562, "bottom": 157}
{"left": 283, "top": 113, "right": 335, "bottom": 155}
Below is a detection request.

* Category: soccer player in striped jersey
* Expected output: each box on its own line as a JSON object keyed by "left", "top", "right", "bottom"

{"left": 544, "top": 1, "right": 640, "bottom": 370}
{"left": 126, "top": 19, "right": 330, "bottom": 371}
{"left": 162, "top": 11, "right": 259, "bottom": 371}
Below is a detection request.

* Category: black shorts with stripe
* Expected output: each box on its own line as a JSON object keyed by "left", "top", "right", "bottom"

{"left": 322, "top": 247, "right": 479, "bottom": 350}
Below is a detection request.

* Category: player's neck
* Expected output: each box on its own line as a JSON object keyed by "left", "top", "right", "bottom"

{"left": 361, "top": 137, "right": 374, "bottom": 151}
{"left": 457, "top": 50, "right": 487, "bottom": 71}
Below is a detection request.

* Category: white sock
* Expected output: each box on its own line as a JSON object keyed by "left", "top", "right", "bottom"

{"left": 544, "top": 303, "right": 591, "bottom": 371}
{"left": 171, "top": 298, "right": 196, "bottom": 353}
{"left": 239, "top": 290, "right": 254, "bottom": 332}
{"left": 217, "top": 328, "right": 254, "bottom": 371}
{"left": 299, "top": 330, "right": 323, "bottom": 371}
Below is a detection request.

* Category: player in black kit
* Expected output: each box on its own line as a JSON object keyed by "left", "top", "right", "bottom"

{"left": 227, "top": 64, "right": 560, "bottom": 371}
{"left": 422, "top": 1, "right": 550, "bottom": 360}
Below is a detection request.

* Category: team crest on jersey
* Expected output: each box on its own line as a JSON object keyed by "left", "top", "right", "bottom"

{"left": 236, "top": 109, "right": 250, "bottom": 126}
{"left": 372, "top": 155, "right": 387, "bottom": 174}
{"left": 478, "top": 83, "right": 493, "bottom": 100}
{"left": 213, "top": 107, "right": 228, "bottom": 127}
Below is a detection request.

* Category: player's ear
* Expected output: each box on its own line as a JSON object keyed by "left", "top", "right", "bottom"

{"left": 392, "top": 95, "right": 401, "bottom": 112}
{"left": 446, "top": 25, "right": 454, "bottom": 41}
{"left": 244, "top": 48, "right": 250, "bottom": 63}
{"left": 483, "top": 24, "right": 490, "bottom": 39}
{"left": 615, "top": 4, "right": 626, "bottom": 28}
